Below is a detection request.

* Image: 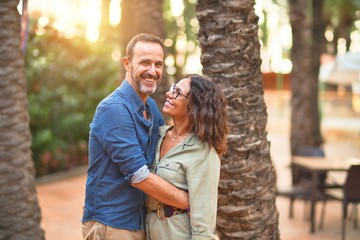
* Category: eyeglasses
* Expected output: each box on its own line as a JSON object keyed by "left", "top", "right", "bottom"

{"left": 170, "top": 84, "right": 189, "bottom": 100}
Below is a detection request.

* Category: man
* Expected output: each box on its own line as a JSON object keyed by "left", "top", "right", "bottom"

{"left": 82, "top": 33, "right": 189, "bottom": 240}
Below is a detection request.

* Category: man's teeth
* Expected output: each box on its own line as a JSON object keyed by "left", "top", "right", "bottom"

{"left": 145, "top": 78, "right": 156, "bottom": 82}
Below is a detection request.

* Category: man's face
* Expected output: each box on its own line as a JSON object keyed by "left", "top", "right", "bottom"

{"left": 124, "top": 41, "right": 164, "bottom": 96}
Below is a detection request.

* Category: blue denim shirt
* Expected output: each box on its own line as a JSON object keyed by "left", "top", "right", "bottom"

{"left": 82, "top": 80, "right": 164, "bottom": 230}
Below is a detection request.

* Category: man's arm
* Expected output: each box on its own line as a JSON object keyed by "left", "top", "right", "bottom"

{"left": 132, "top": 173, "right": 189, "bottom": 209}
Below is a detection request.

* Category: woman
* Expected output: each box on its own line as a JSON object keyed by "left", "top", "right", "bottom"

{"left": 146, "top": 74, "right": 228, "bottom": 240}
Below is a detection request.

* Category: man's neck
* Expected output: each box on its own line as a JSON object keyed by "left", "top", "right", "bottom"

{"left": 125, "top": 78, "right": 148, "bottom": 104}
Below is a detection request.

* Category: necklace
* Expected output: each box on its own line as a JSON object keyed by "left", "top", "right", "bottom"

{"left": 170, "top": 131, "right": 189, "bottom": 141}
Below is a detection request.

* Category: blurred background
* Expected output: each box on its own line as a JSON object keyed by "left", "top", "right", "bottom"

{"left": 14, "top": 0, "right": 360, "bottom": 238}
{"left": 18, "top": 0, "right": 360, "bottom": 178}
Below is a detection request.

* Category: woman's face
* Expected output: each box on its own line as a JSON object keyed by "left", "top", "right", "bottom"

{"left": 162, "top": 77, "right": 191, "bottom": 120}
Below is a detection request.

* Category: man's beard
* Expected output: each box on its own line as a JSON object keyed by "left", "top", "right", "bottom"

{"left": 131, "top": 71, "right": 160, "bottom": 95}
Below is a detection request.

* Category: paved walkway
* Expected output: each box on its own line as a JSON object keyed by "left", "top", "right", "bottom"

{"left": 36, "top": 91, "right": 360, "bottom": 239}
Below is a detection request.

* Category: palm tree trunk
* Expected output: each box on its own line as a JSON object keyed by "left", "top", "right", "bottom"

{"left": 119, "top": 0, "right": 140, "bottom": 55}
{"left": 0, "top": 1, "right": 44, "bottom": 239}
{"left": 309, "top": 0, "right": 325, "bottom": 148}
{"left": 289, "top": 0, "right": 323, "bottom": 155}
{"left": 196, "top": 0, "right": 279, "bottom": 239}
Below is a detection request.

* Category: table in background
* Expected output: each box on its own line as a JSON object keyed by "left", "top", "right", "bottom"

{"left": 292, "top": 157, "right": 360, "bottom": 233}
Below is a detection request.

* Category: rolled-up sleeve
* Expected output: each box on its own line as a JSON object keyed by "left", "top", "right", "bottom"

{"left": 186, "top": 149, "right": 221, "bottom": 239}
{"left": 131, "top": 165, "right": 150, "bottom": 183}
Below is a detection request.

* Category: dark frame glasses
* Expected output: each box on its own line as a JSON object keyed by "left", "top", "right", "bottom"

{"left": 170, "top": 84, "right": 190, "bottom": 100}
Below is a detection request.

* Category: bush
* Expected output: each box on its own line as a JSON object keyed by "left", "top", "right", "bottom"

{"left": 25, "top": 22, "right": 120, "bottom": 176}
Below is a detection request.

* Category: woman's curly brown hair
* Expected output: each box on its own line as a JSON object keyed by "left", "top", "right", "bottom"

{"left": 186, "top": 74, "right": 228, "bottom": 156}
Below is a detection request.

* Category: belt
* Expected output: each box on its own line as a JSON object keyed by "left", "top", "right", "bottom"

{"left": 147, "top": 203, "right": 186, "bottom": 220}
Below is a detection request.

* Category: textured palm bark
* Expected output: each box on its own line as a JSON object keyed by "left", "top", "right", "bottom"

{"left": 289, "top": 0, "right": 323, "bottom": 155}
{"left": 196, "top": 0, "right": 279, "bottom": 239}
{"left": 0, "top": 0, "right": 44, "bottom": 239}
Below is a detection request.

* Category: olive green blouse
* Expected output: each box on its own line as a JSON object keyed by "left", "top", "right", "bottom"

{"left": 146, "top": 125, "right": 220, "bottom": 240}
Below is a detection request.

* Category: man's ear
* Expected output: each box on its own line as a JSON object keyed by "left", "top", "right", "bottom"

{"left": 122, "top": 57, "right": 130, "bottom": 71}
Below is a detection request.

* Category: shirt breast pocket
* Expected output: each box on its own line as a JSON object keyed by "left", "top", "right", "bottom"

{"left": 156, "top": 162, "right": 182, "bottom": 184}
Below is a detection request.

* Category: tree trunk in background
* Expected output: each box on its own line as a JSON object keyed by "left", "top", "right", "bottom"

{"left": 309, "top": 0, "right": 324, "bottom": 142}
{"left": 119, "top": 0, "right": 165, "bottom": 50}
{"left": 119, "top": 0, "right": 138, "bottom": 55}
{"left": 338, "top": 0, "right": 354, "bottom": 52}
{"left": 196, "top": 0, "right": 279, "bottom": 239}
{"left": 289, "top": 0, "right": 323, "bottom": 155}
{"left": 0, "top": 1, "right": 44, "bottom": 239}
{"left": 99, "top": 0, "right": 113, "bottom": 42}
{"left": 119, "top": 0, "right": 168, "bottom": 112}
{"left": 324, "top": 0, "right": 355, "bottom": 56}
{"left": 311, "top": 0, "right": 325, "bottom": 63}
{"left": 135, "top": 0, "right": 165, "bottom": 38}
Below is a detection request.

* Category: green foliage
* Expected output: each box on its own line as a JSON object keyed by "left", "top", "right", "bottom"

{"left": 25, "top": 21, "right": 120, "bottom": 176}
{"left": 163, "top": 0, "right": 199, "bottom": 80}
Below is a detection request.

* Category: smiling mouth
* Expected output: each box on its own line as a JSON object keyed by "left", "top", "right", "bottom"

{"left": 165, "top": 99, "right": 173, "bottom": 106}
{"left": 143, "top": 77, "right": 157, "bottom": 82}
{"left": 142, "top": 72, "right": 159, "bottom": 82}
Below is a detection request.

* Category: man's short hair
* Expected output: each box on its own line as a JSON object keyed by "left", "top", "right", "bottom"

{"left": 126, "top": 33, "right": 165, "bottom": 61}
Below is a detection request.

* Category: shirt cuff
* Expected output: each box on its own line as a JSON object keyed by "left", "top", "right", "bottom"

{"left": 131, "top": 165, "right": 150, "bottom": 183}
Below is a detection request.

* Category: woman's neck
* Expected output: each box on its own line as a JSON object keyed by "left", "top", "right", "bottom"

{"left": 171, "top": 121, "right": 191, "bottom": 140}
